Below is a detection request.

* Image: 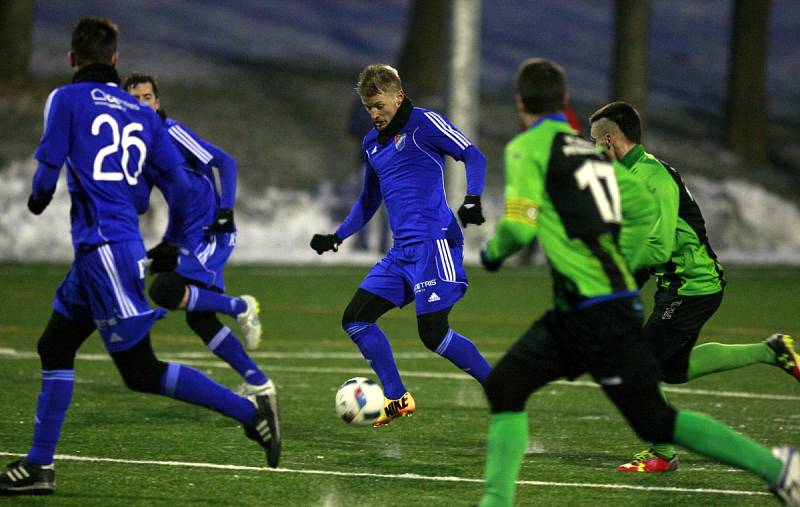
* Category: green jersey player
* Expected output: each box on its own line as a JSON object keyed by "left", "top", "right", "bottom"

{"left": 475, "top": 58, "right": 799, "bottom": 507}
{"left": 589, "top": 101, "right": 799, "bottom": 473}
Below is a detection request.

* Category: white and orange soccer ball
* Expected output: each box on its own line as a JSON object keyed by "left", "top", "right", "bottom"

{"left": 335, "top": 377, "right": 384, "bottom": 426}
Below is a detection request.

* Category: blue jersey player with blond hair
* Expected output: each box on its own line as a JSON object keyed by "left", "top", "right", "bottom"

{"left": 0, "top": 17, "right": 279, "bottom": 497}
{"left": 311, "top": 63, "right": 492, "bottom": 427}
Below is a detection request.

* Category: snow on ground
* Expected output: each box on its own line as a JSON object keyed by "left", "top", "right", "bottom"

{"left": 4, "top": 159, "right": 800, "bottom": 264}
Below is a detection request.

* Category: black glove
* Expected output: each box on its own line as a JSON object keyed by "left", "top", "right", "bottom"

{"left": 147, "top": 241, "right": 179, "bottom": 273}
{"left": 480, "top": 248, "right": 503, "bottom": 272}
{"left": 457, "top": 195, "right": 485, "bottom": 227}
{"left": 205, "top": 208, "right": 235, "bottom": 234}
{"left": 310, "top": 233, "right": 341, "bottom": 255}
{"left": 27, "top": 193, "right": 53, "bottom": 215}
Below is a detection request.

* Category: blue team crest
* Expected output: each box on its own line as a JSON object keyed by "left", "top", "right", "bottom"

{"left": 394, "top": 133, "right": 406, "bottom": 151}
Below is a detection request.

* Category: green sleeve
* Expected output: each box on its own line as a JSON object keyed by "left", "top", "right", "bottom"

{"left": 615, "top": 162, "right": 659, "bottom": 271}
{"left": 484, "top": 142, "right": 542, "bottom": 262}
{"left": 636, "top": 162, "right": 679, "bottom": 267}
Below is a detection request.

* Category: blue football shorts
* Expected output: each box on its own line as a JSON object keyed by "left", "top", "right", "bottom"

{"left": 176, "top": 232, "right": 235, "bottom": 291}
{"left": 359, "top": 238, "right": 468, "bottom": 315}
{"left": 53, "top": 240, "right": 164, "bottom": 353}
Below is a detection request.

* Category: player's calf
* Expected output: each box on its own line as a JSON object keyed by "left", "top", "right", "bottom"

{"left": 110, "top": 338, "right": 168, "bottom": 394}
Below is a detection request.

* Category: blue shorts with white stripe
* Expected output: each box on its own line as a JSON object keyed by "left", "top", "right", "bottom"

{"left": 359, "top": 239, "right": 468, "bottom": 315}
{"left": 176, "top": 232, "right": 236, "bottom": 292}
{"left": 53, "top": 240, "right": 164, "bottom": 353}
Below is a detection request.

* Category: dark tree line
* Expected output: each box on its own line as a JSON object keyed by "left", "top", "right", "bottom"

{"left": 1, "top": 0, "right": 772, "bottom": 163}
{"left": 610, "top": 0, "right": 770, "bottom": 164}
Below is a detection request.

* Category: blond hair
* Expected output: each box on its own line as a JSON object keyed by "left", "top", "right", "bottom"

{"left": 355, "top": 64, "right": 402, "bottom": 98}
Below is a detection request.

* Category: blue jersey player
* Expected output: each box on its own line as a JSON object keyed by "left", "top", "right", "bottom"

{"left": 0, "top": 18, "right": 279, "bottom": 497}
{"left": 124, "top": 73, "right": 272, "bottom": 397}
{"left": 311, "top": 64, "right": 492, "bottom": 427}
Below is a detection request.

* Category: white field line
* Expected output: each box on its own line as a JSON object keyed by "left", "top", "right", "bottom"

{"left": 1, "top": 347, "right": 799, "bottom": 401}
{"left": 0, "top": 452, "right": 770, "bottom": 497}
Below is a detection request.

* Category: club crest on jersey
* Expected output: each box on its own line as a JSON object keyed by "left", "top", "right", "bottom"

{"left": 394, "top": 133, "right": 406, "bottom": 151}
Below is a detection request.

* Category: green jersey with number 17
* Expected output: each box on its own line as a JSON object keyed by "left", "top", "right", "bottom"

{"left": 484, "top": 116, "right": 658, "bottom": 311}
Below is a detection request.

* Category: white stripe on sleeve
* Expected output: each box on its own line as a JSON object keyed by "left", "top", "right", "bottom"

{"left": 424, "top": 111, "right": 471, "bottom": 149}
{"left": 169, "top": 125, "right": 213, "bottom": 164}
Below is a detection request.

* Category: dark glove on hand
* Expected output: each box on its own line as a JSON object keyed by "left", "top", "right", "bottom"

{"left": 457, "top": 195, "right": 485, "bottom": 227}
{"left": 205, "top": 208, "right": 235, "bottom": 234}
{"left": 147, "top": 241, "right": 179, "bottom": 273}
{"left": 27, "top": 193, "right": 53, "bottom": 215}
{"left": 480, "top": 248, "right": 503, "bottom": 272}
{"left": 310, "top": 233, "right": 341, "bottom": 255}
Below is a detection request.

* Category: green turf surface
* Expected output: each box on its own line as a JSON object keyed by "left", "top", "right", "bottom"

{"left": 1, "top": 263, "right": 798, "bottom": 506}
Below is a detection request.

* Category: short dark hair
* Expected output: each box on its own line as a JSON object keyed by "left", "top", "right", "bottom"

{"left": 123, "top": 73, "right": 159, "bottom": 98}
{"left": 71, "top": 17, "right": 118, "bottom": 67}
{"left": 516, "top": 58, "right": 566, "bottom": 114}
{"left": 355, "top": 64, "right": 402, "bottom": 98}
{"left": 589, "top": 101, "right": 642, "bottom": 144}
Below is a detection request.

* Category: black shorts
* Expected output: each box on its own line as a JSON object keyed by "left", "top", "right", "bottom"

{"left": 504, "top": 296, "right": 662, "bottom": 388}
{"left": 644, "top": 289, "right": 724, "bottom": 382}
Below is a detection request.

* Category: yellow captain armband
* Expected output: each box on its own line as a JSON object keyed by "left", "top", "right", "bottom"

{"left": 504, "top": 197, "right": 539, "bottom": 225}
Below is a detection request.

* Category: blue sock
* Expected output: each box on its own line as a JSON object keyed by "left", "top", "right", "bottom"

{"left": 160, "top": 363, "right": 255, "bottom": 424}
{"left": 208, "top": 326, "right": 268, "bottom": 385}
{"left": 186, "top": 286, "right": 246, "bottom": 317}
{"left": 436, "top": 329, "right": 492, "bottom": 384}
{"left": 27, "top": 370, "right": 74, "bottom": 465}
{"left": 345, "top": 322, "right": 405, "bottom": 399}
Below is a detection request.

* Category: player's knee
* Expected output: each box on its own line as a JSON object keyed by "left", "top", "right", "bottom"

{"left": 37, "top": 311, "right": 88, "bottom": 370}
{"left": 417, "top": 310, "right": 450, "bottom": 351}
{"left": 37, "top": 331, "right": 77, "bottom": 370}
{"left": 341, "top": 305, "right": 359, "bottom": 329}
{"left": 484, "top": 369, "right": 526, "bottom": 413}
{"left": 342, "top": 289, "right": 395, "bottom": 328}
{"left": 149, "top": 272, "right": 186, "bottom": 310}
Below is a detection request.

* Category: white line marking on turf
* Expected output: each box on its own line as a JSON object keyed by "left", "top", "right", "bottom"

{"left": 0, "top": 452, "right": 770, "bottom": 497}
{"left": 1, "top": 347, "right": 799, "bottom": 401}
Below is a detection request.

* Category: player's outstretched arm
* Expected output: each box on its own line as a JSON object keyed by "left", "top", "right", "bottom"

{"left": 329, "top": 163, "right": 382, "bottom": 246}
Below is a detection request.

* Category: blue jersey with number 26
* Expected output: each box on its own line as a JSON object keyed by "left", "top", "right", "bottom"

{"left": 35, "top": 82, "right": 184, "bottom": 250}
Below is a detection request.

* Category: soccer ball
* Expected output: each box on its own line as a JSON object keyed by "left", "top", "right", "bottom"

{"left": 335, "top": 377, "right": 384, "bottom": 426}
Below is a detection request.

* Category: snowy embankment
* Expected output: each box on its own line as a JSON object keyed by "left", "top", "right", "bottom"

{"left": 3, "top": 159, "right": 800, "bottom": 265}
